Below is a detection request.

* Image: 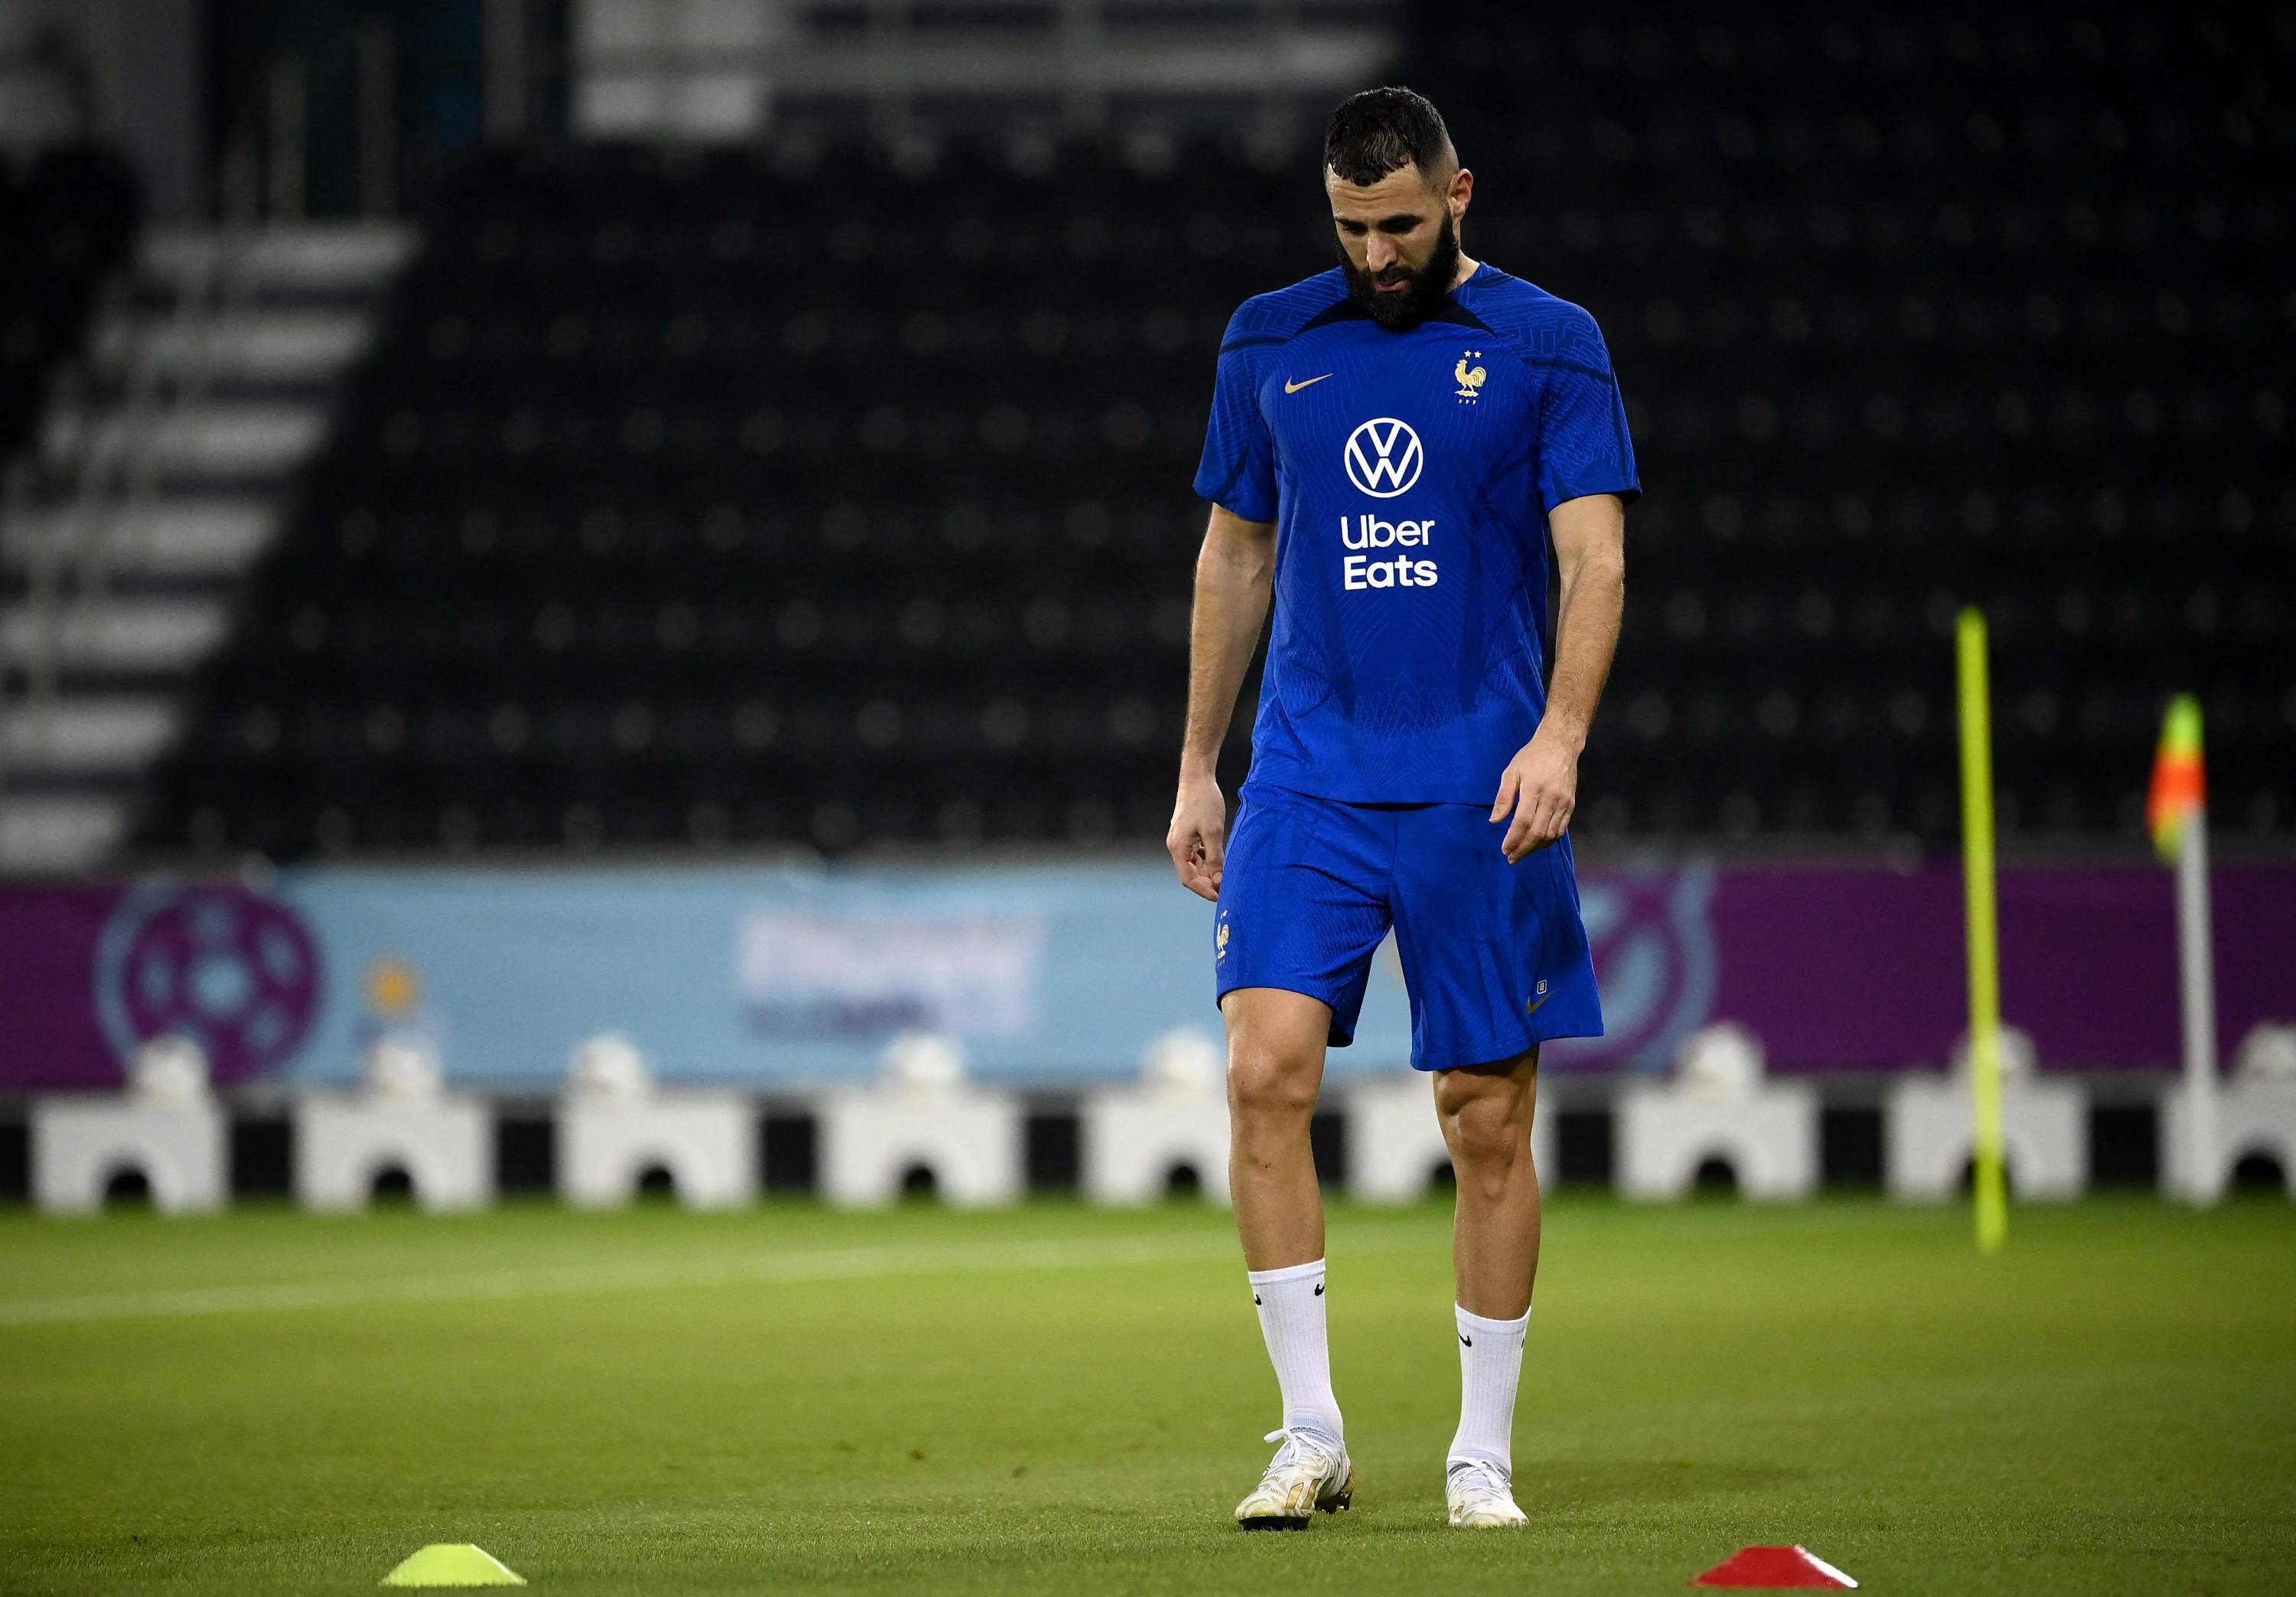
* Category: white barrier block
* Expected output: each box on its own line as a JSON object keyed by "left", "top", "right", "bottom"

{"left": 31, "top": 1097, "right": 227, "bottom": 1214}
{"left": 556, "top": 1091, "right": 756, "bottom": 1209}
{"left": 1885, "top": 1076, "right": 2088, "bottom": 1200}
{"left": 817, "top": 1087, "right": 1022, "bottom": 1208}
{"left": 2162, "top": 1080, "right": 2296, "bottom": 1198}
{"left": 1081, "top": 1091, "right": 1231, "bottom": 1205}
{"left": 1345, "top": 1073, "right": 1557, "bottom": 1203}
{"left": 1618, "top": 1082, "right": 1819, "bottom": 1200}
{"left": 294, "top": 1097, "right": 493, "bottom": 1211}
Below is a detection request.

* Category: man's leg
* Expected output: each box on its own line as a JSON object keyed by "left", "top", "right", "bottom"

{"left": 1433, "top": 1050, "right": 1540, "bottom": 1509}
{"left": 1435, "top": 1049, "right": 1542, "bottom": 1315}
{"left": 1222, "top": 986, "right": 1343, "bottom": 1445}
{"left": 1210, "top": 787, "right": 1390, "bottom": 1524}
{"left": 1224, "top": 986, "right": 1332, "bottom": 1269}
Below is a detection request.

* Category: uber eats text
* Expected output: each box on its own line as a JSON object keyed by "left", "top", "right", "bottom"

{"left": 1339, "top": 513, "right": 1439, "bottom": 589}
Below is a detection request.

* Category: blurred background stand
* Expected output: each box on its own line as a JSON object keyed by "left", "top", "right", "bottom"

{"left": 294, "top": 1033, "right": 494, "bottom": 1211}
{"left": 31, "top": 1035, "right": 226, "bottom": 1214}
{"left": 1618, "top": 1024, "right": 1819, "bottom": 1201}
{"left": 556, "top": 1032, "right": 757, "bottom": 1208}
{"left": 2162, "top": 1023, "right": 2296, "bottom": 1200}
{"left": 1080, "top": 1026, "right": 1232, "bottom": 1205}
{"left": 1886, "top": 1028, "right": 2089, "bottom": 1201}
{"left": 819, "top": 1033, "right": 1024, "bottom": 1208}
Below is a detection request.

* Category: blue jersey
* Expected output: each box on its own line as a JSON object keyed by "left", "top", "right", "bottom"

{"left": 1193, "top": 263, "right": 1640, "bottom": 803}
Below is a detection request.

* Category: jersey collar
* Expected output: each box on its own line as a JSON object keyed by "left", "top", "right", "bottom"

{"left": 1296, "top": 275, "right": 1495, "bottom": 337}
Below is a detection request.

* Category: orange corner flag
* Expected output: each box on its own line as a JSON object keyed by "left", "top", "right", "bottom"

{"left": 2146, "top": 694, "right": 2205, "bottom": 864}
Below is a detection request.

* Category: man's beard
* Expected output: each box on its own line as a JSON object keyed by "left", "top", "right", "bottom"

{"left": 1338, "top": 210, "right": 1461, "bottom": 331}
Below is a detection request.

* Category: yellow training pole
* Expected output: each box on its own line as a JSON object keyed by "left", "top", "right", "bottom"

{"left": 1956, "top": 608, "right": 2007, "bottom": 1253}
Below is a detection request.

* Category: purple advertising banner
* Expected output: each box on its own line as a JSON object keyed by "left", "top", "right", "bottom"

{"left": 0, "top": 885, "right": 126, "bottom": 1089}
{"left": 1, "top": 861, "right": 2290, "bottom": 1090}
{"left": 1665, "top": 864, "right": 2296, "bottom": 1074}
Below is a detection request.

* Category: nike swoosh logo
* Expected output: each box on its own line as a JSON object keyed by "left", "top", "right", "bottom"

{"left": 1313, "top": 1282, "right": 1324, "bottom": 1296}
{"left": 1284, "top": 373, "right": 1332, "bottom": 393}
{"left": 1460, "top": 1333, "right": 1473, "bottom": 1347}
{"left": 1525, "top": 994, "right": 1550, "bottom": 1017}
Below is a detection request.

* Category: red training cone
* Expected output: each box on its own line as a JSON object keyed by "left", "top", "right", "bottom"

{"left": 1691, "top": 1546, "right": 1858, "bottom": 1589}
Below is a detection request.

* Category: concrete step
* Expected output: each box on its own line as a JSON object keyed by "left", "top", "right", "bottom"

{"left": 140, "top": 223, "right": 416, "bottom": 294}
{"left": 76, "top": 371, "right": 338, "bottom": 409}
{"left": 0, "top": 794, "right": 130, "bottom": 872}
{"left": 0, "top": 597, "right": 230, "bottom": 672}
{"left": 1, "top": 697, "right": 181, "bottom": 772}
{"left": 2, "top": 500, "right": 277, "bottom": 579}
{"left": 40, "top": 404, "right": 325, "bottom": 479}
{"left": 93, "top": 311, "right": 372, "bottom": 383}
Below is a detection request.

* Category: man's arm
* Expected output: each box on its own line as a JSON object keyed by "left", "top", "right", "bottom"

{"left": 1168, "top": 503, "right": 1277, "bottom": 899}
{"left": 1489, "top": 491, "right": 1627, "bottom": 862}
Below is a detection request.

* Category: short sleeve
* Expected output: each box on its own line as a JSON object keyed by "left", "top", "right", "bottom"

{"left": 1192, "top": 310, "right": 1279, "bottom": 523}
{"left": 1534, "top": 308, "right": 1641, "bottom": 513}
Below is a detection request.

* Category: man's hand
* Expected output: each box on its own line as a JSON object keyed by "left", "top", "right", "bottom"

{"left": 1493, "top": 492, "right": 1624, "bottom": 864}
{"left": 1168, "top": 769, "right": 1230, "bottom": 900}
{"left": 1489, "top": 721, "right": 1582, "bottom": 862}
{"left": 1169, "top": 505, "right": 1274, "bottom": 901}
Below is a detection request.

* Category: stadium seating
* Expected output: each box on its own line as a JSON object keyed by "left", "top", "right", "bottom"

{"left": 129, "top": 7, "right": 2293, "bottom": 859}
{"left": 1414, "top": 6, "right": 2294, "bottom": 845}
{"left": 0, "top": 145, "right": 137, "bottom": 468}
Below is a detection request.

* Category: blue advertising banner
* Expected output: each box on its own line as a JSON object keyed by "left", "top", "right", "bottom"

{"left": 278, "top": 859, "right": 1339, "bottom": 1087}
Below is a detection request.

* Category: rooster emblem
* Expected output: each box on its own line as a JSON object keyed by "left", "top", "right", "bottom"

{"left": 1454, "top": 352, "right": 1486, "bottom": 402}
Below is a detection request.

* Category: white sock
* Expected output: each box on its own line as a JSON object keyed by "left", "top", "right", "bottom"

{"left": 1247, "top": 1258, "right": 1342, "bottom": 1444}
{"left": 1449, "top": 1302, "right": 1531, "bottom": 1473}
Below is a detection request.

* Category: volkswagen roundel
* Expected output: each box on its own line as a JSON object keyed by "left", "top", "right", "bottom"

{"left": 1342, "top": 416, "right": 1424, "bottom": 498}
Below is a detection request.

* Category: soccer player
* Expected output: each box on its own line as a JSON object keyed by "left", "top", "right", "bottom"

{"left": 1166, "top": 86, "right": 1637, "bottom": 1530}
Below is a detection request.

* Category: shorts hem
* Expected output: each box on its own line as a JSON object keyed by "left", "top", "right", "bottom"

{"left": 1412, "top": 1019, "right": 1604, "bottom": 1073}
{"left": 1214, "top": 976, "right": 1359, "bottom": 1048}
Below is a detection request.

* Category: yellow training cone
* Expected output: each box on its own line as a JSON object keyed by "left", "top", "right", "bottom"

{"left": 380, "top": 1544, "right": 526, "bottom": 1587}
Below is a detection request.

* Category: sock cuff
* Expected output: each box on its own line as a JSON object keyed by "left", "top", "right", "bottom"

{"left": 1248, "top": 1258, "right": 1328, "bottom": 1287}
{"left": 1283, "top": 1413, "right": 1342, "bottom": 1444}
{"left": 1456, "top": 1302, "right": 1531, "bottom": 1338}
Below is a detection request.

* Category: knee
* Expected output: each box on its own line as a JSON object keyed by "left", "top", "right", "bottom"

{"left": 1438, "top": 1087, "right": 1532, "bottom": 1177}
{"left": 1227, "top": 1044, "right": 1318, "bottom": 1129}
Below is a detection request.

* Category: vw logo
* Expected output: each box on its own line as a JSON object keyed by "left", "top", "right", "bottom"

{"left": 1342, "top": 417, "right": 1424, "bottom": 498}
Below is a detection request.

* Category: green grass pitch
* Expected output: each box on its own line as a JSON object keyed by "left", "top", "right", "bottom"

{"left": 2, "top": 1194, "right": 2291, "bottom": 1594}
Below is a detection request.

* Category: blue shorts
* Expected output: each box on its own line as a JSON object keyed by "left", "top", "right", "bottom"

{"left": 1213, "top": 781, "right": 1603, "bottom": 1071}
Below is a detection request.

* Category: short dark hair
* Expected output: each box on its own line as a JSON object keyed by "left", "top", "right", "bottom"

{"left": 1323, "top": 86, "right": 1455, "bottom": 188}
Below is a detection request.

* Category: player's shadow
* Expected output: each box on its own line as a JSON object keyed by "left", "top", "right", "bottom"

{"left": 1342, "top": 1458, "right": 1802, "bottom": 1533}
{"left": 1528, "top": 1458, "right": 1805, "bottom": 1511}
